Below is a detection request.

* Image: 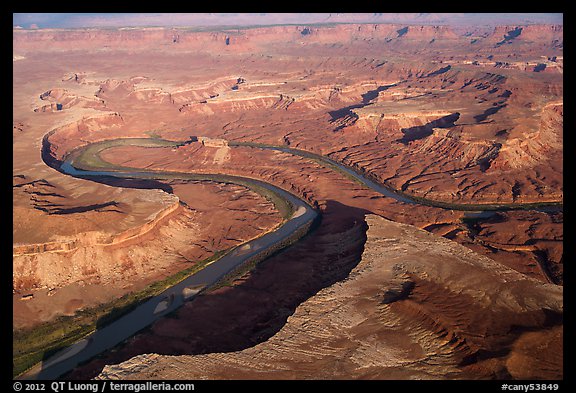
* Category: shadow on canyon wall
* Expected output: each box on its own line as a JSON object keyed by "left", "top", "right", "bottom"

{"left": 397, "top": 112, "right": 461, "bottom": 144}
{"left": 66, "top": 200, "right": 372, "bottom": 379}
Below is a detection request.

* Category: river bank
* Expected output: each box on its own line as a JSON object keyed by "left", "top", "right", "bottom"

{"left": 17, "top": 137, "right": 317, "bottom": 379}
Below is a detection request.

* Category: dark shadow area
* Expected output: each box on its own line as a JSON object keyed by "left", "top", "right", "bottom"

{"left": 424, "top": 65, "right": 451, "bottom": 78}
{"left": 458, "top": 306, "right": 561, "bottom": 372}
{"left": 381, "top": 281, "right": 415, "bottom": 304}
{"left": 328, "top": 84, "right": 395, "bottom": 131}
{"left": 42, "top": 141, "right": 174, "bottom": 194}
{"left": 397, "top": 26, "right": 408, "bottom": 37}
{"left": 328, "top": 105, "right": 361, "bottom": 131}
{"left": 50, "top": 201, "right": 119, "bottom": 215}
{"left": 505, "top": 27, "right": 523, "bottom": 40}
{"left": 41, "top": 134, "right": 175, "bottom": 194}
{"left": 477, "top": 143, "right": 502, "bottom": 172}
{"left": 328, "top": 104, "right": 362, "bottom": 121}
{"left": 511, "top": 180, "right": 522, "bottom": 200}
{"left": 533, "top": 63, "right": 547, "bottom": 72}
{"left": 41, "top": 344, "right": 74, "bottom": 365}
{"left": 397, "top": 112, "right": 460, "bottom": 144}
{"left": 74, "top": 175, "right": 174, "bottom": 194}
{"left": 532, "top": 248, "right": 561, "bottom": 285}
{"left": 360, "top": 84, "right": 394, "bottom": 104}
{"left": 459, "top": 347, "right": 513, "bottom": 368}
{"left": 496, "top": 27, "right": 523, "bottom": 47}
{"left": 65, "top": 200, "right": 373, "bottom": 379}
{"left": 474, "top": 104, "right": 507, "bottom": 123}
{"left": 25, "top": 191, "right": 65, "bottom": 198}
{"left": 95, "top": 297, "right": 153, "bottom": 331}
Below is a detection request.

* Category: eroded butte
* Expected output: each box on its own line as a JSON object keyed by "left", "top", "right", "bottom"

{"left": 13, "top": 22, "right": 562, "bottom": 380}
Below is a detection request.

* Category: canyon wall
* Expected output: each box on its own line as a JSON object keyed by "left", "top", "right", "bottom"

{"left": 13, "top": 24, "right": 563, "bottom": 53}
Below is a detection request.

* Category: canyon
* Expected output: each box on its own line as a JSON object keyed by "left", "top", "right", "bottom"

{"left": 13, "top": 20, "right": 562, "bottom": 380}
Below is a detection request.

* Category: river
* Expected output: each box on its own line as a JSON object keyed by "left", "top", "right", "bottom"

{"left": 21, "top": 141, "right": 317, "bottom": 380}
{"left": 22, "top": 136, "right": 561, "bottom": 379}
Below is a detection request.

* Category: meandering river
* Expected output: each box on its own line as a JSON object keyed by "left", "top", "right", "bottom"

{"left": 22, "top": 139, "right": 317, "bottom": 380}
{"left": 23, "top": 136, "right": 561, "bottom": 379}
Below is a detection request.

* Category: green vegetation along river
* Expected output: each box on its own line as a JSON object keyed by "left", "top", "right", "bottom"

{"left": 20, "top": 137, "right": 317, "bottom": 380}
